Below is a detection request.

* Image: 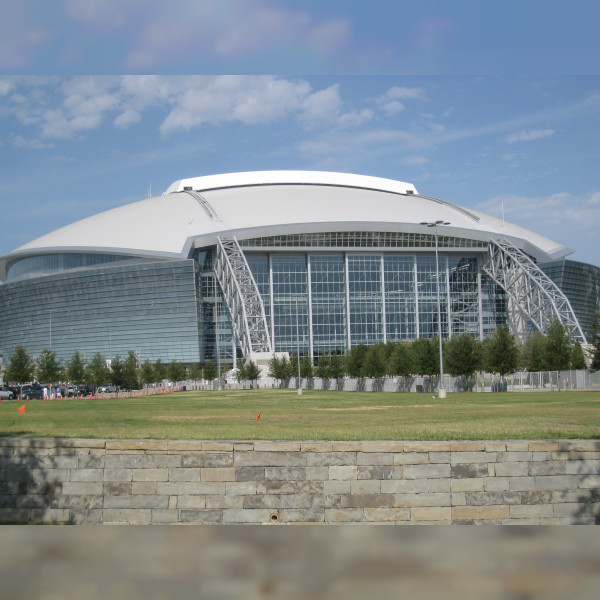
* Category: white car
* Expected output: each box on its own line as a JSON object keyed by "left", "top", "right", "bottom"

{"left": 0, "top": 387, "right": 14, "bottom": 400}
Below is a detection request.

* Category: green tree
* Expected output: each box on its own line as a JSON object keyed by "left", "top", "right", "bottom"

{"left": 544, "top": 319, "right": 573, "bottom": 391}
{"left": 329, "top": 352, "right": 346, "bottom": 379}
{"left": 363, "top": 344, "right": 387, "bottom": 378}
{"left": 5, "top": 345, "right": 34, "bottom": 383}
{"left": 36, "top": 349, "right": 62, "bottom": 383}
{"left": 110, "top": 355, "right": 125, "bottom": 388}
{"left": 235, "top": 359, "right": 247, "bottom": 383}
{"left": 315, "top": 353, "right": 331, "bottom": 378}
{"left": 153, "top": 358, "right": 167, "bottom": 382}
{"left": 444, "top": 334, "right": 481, "bottom": 391}
{"left": 571, "top": 342, "right": 587, "bottom": 370}
{"left": 412, "top": 338, "right": 439, "bottom": 377}
{"left": 346, "top": 344, "right": 368, "bottom": 377}
{"left": 66, "top": 350, "right": 86, "bottom": 385}
{"left": 300, "top": 355, "right": 313, "bottom": 379}
{"left": 167, "top": 360, "right": 185, "bottom": 383}
{"left": 268, "top": 354, "right": 291, "bottom": 385}
{"left": 588, "top": 312, "right": 600, "bottom": 372}
{"left": 189, "top": 362, "right": 203, "bottom": 380}
{"left": 139, "top": 359, "right": 155, "bottom": 386}
{"left": 87, "top": 352, "right": 110, "bottom": 387}
{"left": 245, "top": 360, "right": 261, "bottom": 384}
{"left": 122, "top": 351, "right": 140, "bottom": 389}
{"left": 203, "top": 360, "right": 217, "bottom": 381}
{"left": 482, "top": 327, "right": 519, "bottom": 379}
{"left": 387, "top": 343, "right": 414, "bottom": 391}
{"left": 521, "top": 331, "right": 547, "bottom": 372}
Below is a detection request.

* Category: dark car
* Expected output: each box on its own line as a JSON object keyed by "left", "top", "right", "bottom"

{"left": 19, "top": 385, "right": 44, "bottom": 400}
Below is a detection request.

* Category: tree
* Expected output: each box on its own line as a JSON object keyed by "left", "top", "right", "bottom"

{"left": 110, "top": 355, "right": 125, "bottom": 388}
{"left": 245, "top": 360, "right": 261, "bottom": 384}
{"left": 520, "top": 331, "right": 547, "bottom": 372}
{"left": 87, "top": 352, "right": 110, "bottom": 387}
{"left": 235, "top": 359, "right": 247, "bottom": 383}
{"left": 329, "top": 352, "right": 346, "bottom": 380}
{"left": 267, "top": 354, "right": 291, "bottom": 386}
{"left": 571, "top": 342, "right": 587, "bottom": 370}
{"left": 588, "top": 312, "right": 600, "bottom": 372}
{"left": 203, "top": 360, "right": 217, "bottom": 381}
{"left": 167, "top": 360, "right": 185, "bottom": 383}
{"left": 36, "top": 349, "right": 62, "bottom": 383}
{"left": 189, "top": 362, "right": 203, "bottom": 380}
{"left": 5, "top": 345, "right": 34, "bottom": 383}
{"left": 411, "top": 338, "right": 439, "bottom": 377}
{"left": 300, "top": 355, "right": 313, "bottom": 379}
{"left": 139, "top": 359, "right": 155, "bottom": 386}
{"left": 544, "top": 318, "right": 573, "bottom": 391}
{"left": 122, "top": 351, "right": 140, "bottom": 389}
{"left": 387, "top": 343, "right": 414, "bottom": 392}
{"left": 345, "top": 344, "right": 368, "bottom": 377}
{"left": 363, "top": 344, "right": 387, "bottom": 378}
{"left": 444, "top": 334, "right": 481, "bottom": 391}
{"left": 66, "top": 350, "right": 86, "bottom": 385}
{"left": 153, "top": 359, "right": 167, "bottom": 382}
{"left": 482, "top": 327, "right": 519, "bottom": 379}
{"left": 315, "top": 353, "right": 331, "bottom": 378}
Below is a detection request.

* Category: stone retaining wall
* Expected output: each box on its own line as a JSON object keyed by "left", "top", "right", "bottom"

{"left": 1, "top": 438, "right": 599, "bottom": 524}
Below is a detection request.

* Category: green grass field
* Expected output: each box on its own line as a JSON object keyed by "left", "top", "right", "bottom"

{"left": 1, "top": 389, "right": 599, "bottom": 440}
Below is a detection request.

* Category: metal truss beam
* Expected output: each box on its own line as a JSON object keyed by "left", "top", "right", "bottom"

{"left": 483, "top": 238, "right": 586, "bottom": 343}
{"left": 214, "top": 236, "right": 272, "bottom": 358}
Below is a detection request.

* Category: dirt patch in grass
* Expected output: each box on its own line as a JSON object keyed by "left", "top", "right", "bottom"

{"left": 152, "top": 415, "right": 214, "bottom": 422}
{"left": 310, "top": 405, "right": 437, "bottom": 411}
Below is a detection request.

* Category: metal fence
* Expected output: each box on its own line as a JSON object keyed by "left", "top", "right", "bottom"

{"left": 191, "top": 369, "right": 600, "bottom": 393}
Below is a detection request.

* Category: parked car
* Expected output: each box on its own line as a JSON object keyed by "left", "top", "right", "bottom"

{"left": 0, "top": 387, "right": 14, "bottom": 400}
{"left": 19, "top": 385, "right": 44, "bottom": 400}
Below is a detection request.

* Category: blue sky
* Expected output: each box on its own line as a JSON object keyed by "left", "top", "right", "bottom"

{"left": 0, "top": 1, "right": 599, "bottom": 270}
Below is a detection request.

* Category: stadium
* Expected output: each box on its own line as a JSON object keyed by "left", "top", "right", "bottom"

{"left": 0, "top": 170, "right": 598, "bottom": 370}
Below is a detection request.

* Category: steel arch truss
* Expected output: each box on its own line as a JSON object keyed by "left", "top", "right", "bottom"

{"left": 483, "top": 238, "right": 586, "bottom": 343}
{"left": 214, "top": 236, "right": 273, "bottom": 357}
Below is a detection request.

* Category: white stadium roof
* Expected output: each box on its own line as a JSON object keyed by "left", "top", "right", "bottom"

{"left": 0, "top": 171, "right": 570, "bottom": 280}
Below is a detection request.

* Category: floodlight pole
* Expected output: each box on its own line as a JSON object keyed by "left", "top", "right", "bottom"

{"left": 295, "top": 296, "right": 302, "bottom": 396}
{"left": 420, "top": 220, "right": 451, "bottom": 399}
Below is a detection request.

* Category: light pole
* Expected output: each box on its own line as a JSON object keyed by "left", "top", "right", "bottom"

{"left": 420, "top": 220, "right": 450, "bottom": 398}
{"left": 295, "top": 296, "right": 302, "bottom": 396}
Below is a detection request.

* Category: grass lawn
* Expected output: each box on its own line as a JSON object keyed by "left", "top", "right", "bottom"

{"left": 1, "top": 389, "right": 599, "bottom": 441}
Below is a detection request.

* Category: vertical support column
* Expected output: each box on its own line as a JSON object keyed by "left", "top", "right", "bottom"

{"left": 477, "top": 266, "right": 484, "bottom": 341}
{"left": 381, "top": 254, "right": 387, "bottom": 344}
{"left": 307, "top": 254, "right": 314, "bottom": 363}
{"left": 413, "top": 255, "right": 420, "bottom": 339}
{"left": 269, "top": 253, "right": 275, "bottom": 351}
{"left": 445, "top": 256, "right": 451, "bottom": 340}
{"left": 345, "top": 253, "right": 351, "bottom": 351}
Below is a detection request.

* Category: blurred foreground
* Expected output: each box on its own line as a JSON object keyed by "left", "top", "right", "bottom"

{"left": 0, "top": 526, "right": 598, "bottom": 599}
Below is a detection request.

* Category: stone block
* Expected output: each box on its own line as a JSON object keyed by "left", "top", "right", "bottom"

{"left": 451, "top": 478, "right": 484, "bottom": 492}
{"left": 243, "top": 495, "right": 281, "bottom": 509}
{"left": 404, "top": 441, "right": 450, "bottom": 452}
{"left": 451, "top": 492, "right": 466, "bottom": 506}
{"left": 151, "top": 509, "right": 180, "bottom": 523}
{"left": 56, "top": 438, "right": 106, "bottom": 449}
{"left": 0, "top": 508, "right": 31, "bottom": 523}
{"left": 357, "top": 466, "right": 394, "bottom": 481}
{"left": 331, "top": 442, "right": 362, "bottom": 452}
{"left": 167, "top": 468, "right": 201, "bottom": 482}
{"left": 361, "top": 441, "right": 405, "bottom": 453}
{"left": 156, "top": 482, "right": 226, "bottom": 496}
{"left": 411, "top": 506, "right": 451, "bottom": 521}
{"left": 62, "top": 482, "right": 103, "bottom": 495}
{"left": 300, "top": 442, "right": 333, "bottom": 452}
{"left": 324, "top": 508, "right": 364, "bottom": 522}
{"left": 234, "top": 451, "right": 306, "bottom": 467}
{"left": 178, "top": 509, "right": 222, "bottom": 523}
{"left": 485, "top": 442, "right": 507, "bottom": 452}
{"left": 106, "top": 440, "right": 168, "bottom": 451}
{"left": 450, "top": 463, "right": 488, "bottom": 479}
{"left": 531, "top": 452, "right": 551, "bottom": 461}
{"left": 393, "top": 452, "right": 428, "bottom": 465}
{"left": 182, "top": 453, "right": 233, "bottom": 468}
{"left": 340, "top": 494, "right": 395, "bottom": 509}
{"left": 69, "top": 469, "right": 103, "bottom": 482}
{"left": 205, "top": 496, "right": 245, "bottom": 509}
{"left": 177, "top": 495, "right": 207, "bottom": 509}
{"left": 69, "top": 510, "right": 103, "bottom": 524}
{"left": 265, "top": 467, "right": 306, "bottom": 481}
{"left": 106, "top": 509, "right": 152, "bottom": 524}
{"left": 29, "top": 509, "right": 70, "bottom": 523}
{"left": 201, "top": 468, "right": 236, "bottom": 482}
{"left": 225, "top": 482, "right": 258, "bottom": 496}
{"left": 280, "top": 494, "right": 314, "bottom": 509}
{"left": 104, "top": 495, "right": 169, "bottom": 509}
{"left": 235, "top": 467, "right": 265, "bottom": 482}
{"left": 394, "top": 493, "right": 451, "bottom": 508}
{"left": 132, "top": 468, "right": 169, "bottom": 482}
{"left": 528, "top": 441, "right": 559, "bottom": 452}
{"left": 356, "top": 452, "right": 393, "bottom": 466}
{"left": 307, "top": 452, "right": 357, "bottom": 467}
{"left": 381, "top": 479, "right": 428, "bottom": 494}
{"left": 534, "top": 475, "right": 579, "bottom": 490}
{"left": 350, "top": 480, "right": 380, "bottom": 494}
{"left": 565, "top": 460, "right": 600, "bottom": 475}
{"left": 279, "top": 508, "right": 324, "bottom": 523}
{"left": 450, "top": 452, "right": 495, "bottom": 464}
{"left": 51, "top": 495, "right": 103, "bottom": 511}
{"left": 324, "top": 481, "right": 351, "bottom": 495}
{"left": 465, "top": 491, "right": 521, "bottom": 506}
{"left": 257, "top": 481, "right": 324, "bottom": 495}
{"left": 253, "top": 441, "right": 301, "bottom": 452}
{"left": 559, "top": 441, "right": 600, "bottom": 452}
{"left": 103, "top": 469, "right": 132, "bottom": 482}
{"left": 78, "top": 454, "right": 105, "bottom": 469}
{"left": 131, "top": 482, "right": 156, "bottom": 495}
{"left": 204, "top": 441, "right": 235, "bottom": 452}
{"left": 453, "top": 505, "right": 509, "bottom": 521}
{"left": 520, "top": 491, "right": 553, "bottom": 505}
{"left": 305, "top": 467, "right": 329, "bottom": 480}
{"left": 494, "top": 462, "right": 529, "bottom": 477}
{"left": 328, "top": 466, "right": 357, "bottom": 480}
{"left": 104, "top": 482, "right": 132, "bottom": 496}
{"left": 510, "top": 504, "right": 553, "bottom": 518}
{"left": 429, "top": 478, "right": 450, "bottom": 492}
{"left": 499, "top": 452, "right": 532, "bottom": 462}
{"left": 576, "top": 475, "right": 600, "bottom": 489}
{"left": 104, "top": 455, "right": 180, "bottom": 469}
{"left": 166, "top": 440, "right": 204, "bottom": 451}
{"left": 528, "top": 462, "right": 566, "bottom": 476}
{"left": 429, "top": 452, "right": 450, "bottom": 464}
{"left": 404, "top": 464, "right": 450, "bottom": 480}
{"left": 222, "top": 509, "right": 273, "bottom": 524}
{"left": 507, "top": 477, "right": 535, "bottom": 492}
{"left": 363, "top": 507, "right": 410, "bottom": 521}
{"left": 53, "top": 455, "right": 78, "bottom": 469}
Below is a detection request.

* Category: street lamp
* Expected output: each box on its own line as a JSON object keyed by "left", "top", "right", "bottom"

{"left": 420, "top": 220, "right": 451, "bottom": 398}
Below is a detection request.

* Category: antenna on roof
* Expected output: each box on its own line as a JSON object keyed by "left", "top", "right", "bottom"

{"left": 148, "top": 181, "right": 152, "bottom": 198}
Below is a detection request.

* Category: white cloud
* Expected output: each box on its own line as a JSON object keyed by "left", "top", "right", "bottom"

{"left": 0, "top": 79, "right": 16, "bottom": 95}
{"left": 504, "top": 129, "right": 555, "bottom": 143}
{"left": 381, "top": 100, "right": 404, "bottom": 116}
{"left": 383, "top": 86, "right": 428, "bottom": 101}
{"left": 114, "top": 109, "right": 142, "bottom": 129}
{"left": 12, "top": 135, "right": 54, "bottom": 150}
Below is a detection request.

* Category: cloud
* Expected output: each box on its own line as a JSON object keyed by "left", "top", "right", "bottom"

{"left": 504, "top": 129, "right": 555, "bottom": 143}
{"left": 372, "top": 86, "right": 428, "bottom": 116}
{"left": 12, "top": 135, "right": 54, "bottom": 150}
{"left": 114, "top": 108, "right": 142, "bottom": 129}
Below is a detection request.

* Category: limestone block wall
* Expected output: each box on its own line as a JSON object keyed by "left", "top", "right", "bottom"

{"left": 0, "top": 438, "right": 599, "bottom": 524}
